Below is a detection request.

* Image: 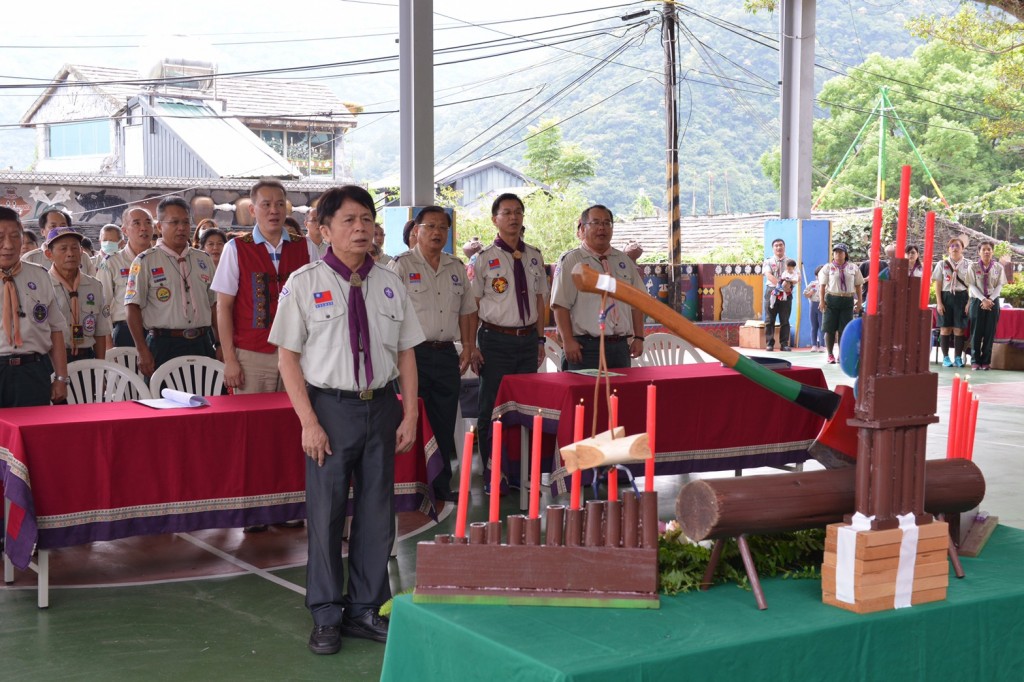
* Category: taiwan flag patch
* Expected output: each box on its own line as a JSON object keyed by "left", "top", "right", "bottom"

{"left": 120, "top": 268, "right": 130, "bottom": 278}
{"left": 313, "top": 291, "right": 333, "bottom": 308}
{"left": 488, "top": 258, "right": 500, "bottom": 270}
{"left": 409, "top": 272, "right": 421, "bottom": 283}
{"left": 150, "top": 267, "right": 166, "bottom": 281}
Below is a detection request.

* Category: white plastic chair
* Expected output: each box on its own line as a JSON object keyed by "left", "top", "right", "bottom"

{"left": 60, "top": 359, "right": 152, "bottom": 404}
{"left": 634, "top": 332, "right": 705, "bottom": 366}
{"left": 106, "top": 346, "right": 140, "bottom": 375}
{"left": 541, "top": 337, "right": 562, "bottom": 373}
{"left": 148, "top": 355, "right": 226, "bottom": 397}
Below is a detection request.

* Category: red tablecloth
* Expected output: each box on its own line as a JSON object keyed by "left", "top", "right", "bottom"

{"left": 995, "top": 308, "right": 1024, "bottom": 344}
{"left": 1, "top": 392, "right": 438, "bottom": 570}
{"left": 494, "top": 364, "right": 828, "bottom": 493}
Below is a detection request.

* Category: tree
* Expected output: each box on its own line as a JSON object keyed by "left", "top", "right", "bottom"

{"left": 760, "top": 40, "right": 1023, "bottom": 209}
{"left": 523, "top": 119, "right": 597, "bottom": 191}
{"left": 629, "top": 188, "right": 657, "bottom": 219}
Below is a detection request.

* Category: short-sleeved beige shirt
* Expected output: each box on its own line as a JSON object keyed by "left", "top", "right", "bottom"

{"left": 931, "top": 257, "right": 972, "bottom": 294}
{"left": 0, "top": 262, "right": 67, "bottom": 355}
{"left": 388, "top": 247, "right": 477, "bottom": 342}
{"left": 818, "top": 261, "right": 863, "bottom": 296}
{"left": 96, "top": 246, "right": 143, "bottom": 323}
{"left": 550, "top": 246, "right": 643, "bottom": 337}
{"left": 48, "top": 270, "right": 111, "bottom": 352}
{"left": 967, "top": 260, "right": 1007, "bottom": 301}
{"left": 468, "top": 241, "right": 548, "bottom": 327}
{"left": 124, "top": 245, "right": 217, "bottom": 330}
{"left": 269, "top": 260, "right": 425, "bottom": 391}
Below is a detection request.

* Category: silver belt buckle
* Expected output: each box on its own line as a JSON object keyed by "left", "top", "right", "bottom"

{"left": 9, "top": 357, "right": 21, "bottom": 366}
{"left": 183, "top": 328, "right": 201, "bottom": 340}
{"left": 358, "top": 389, "right": 374, "bottom": 401}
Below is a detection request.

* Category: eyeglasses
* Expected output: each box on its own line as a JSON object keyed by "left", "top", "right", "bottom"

{"left": 497, "top": 209, "right": 525, "bottom": 218}
{"left": 585, "top": 220, "right": 613, "bottom": 228}
{"left": 417, "top": 223, "right": 449, "bottom": 231}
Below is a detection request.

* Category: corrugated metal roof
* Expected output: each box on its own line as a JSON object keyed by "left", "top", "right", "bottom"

{"left": 21, "top": 64, "right": 356, "bottom": 128}
{"left": 146, "top": 99, "right": 298, "bottom": 178}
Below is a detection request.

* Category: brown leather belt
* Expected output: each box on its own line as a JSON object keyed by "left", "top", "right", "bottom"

{"left": 481, "top": 321, "right": 535, "bottom": 337}
{"left": 417, "top": 341, "right": 457, "bottom": 351}
{"left": 0, "top": 352, "right": 44, "bottom": 366}
{"left": 308, "top": 383, "right": 394, "bottom": 402}
{"left": 149, "top": 326, "right": 211, "bottom": 340}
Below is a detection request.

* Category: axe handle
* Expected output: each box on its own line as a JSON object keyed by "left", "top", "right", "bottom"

{"left": 571, "top": 263, "right": 840, "bottom": 420}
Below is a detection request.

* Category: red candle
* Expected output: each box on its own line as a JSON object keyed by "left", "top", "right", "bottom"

{"left": 946, "top": 374, "right": 960, "bottom": 460}
{"left": 897, "top": 165, "right": 911, "bottom": 255}
{"left": 489, "top": 420, "right": 502, "bottom": 523}
{"left": 571, "top": 401, "right": 584, "bottom": 510}
{"left": 965, "top": 395, "right": 980, "bottom": 461}
{"left": 920, "top": 212, "right": 935, "bottom": 310}
{"left": 955, "top": 378, "right": 971, "bottom": 458}
{"left": 454, "top": 427, "right": 475, "bottom": 538}
{"left": 645, "top": 383, "right": 656, "bottom": 492}
{"left": 867, "top": 206, "right": 883, "bottom": 315}
{"left": 529, "top": 412, "right": 543, "bottom": 519}
{"left": 608, "top": 393, "right": 619, "bottom": 502}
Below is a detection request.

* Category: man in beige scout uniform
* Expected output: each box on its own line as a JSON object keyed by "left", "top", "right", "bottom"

{"left": 125, "top": 197, "right": 220, "bottom": 377}
{"left": 468, "top": 192, "right": 549, "bottom": 485}
{"left": 270, "top": 185, "right": 424, "bottom": 655}
{"left": 551, "top": 204, "right": 645, "bottom": 370}
{"left": 389, "top": 205, "right": 477, "bottom": 502}
{"left": 45, "top": 226, "right": 111, "bottom": 362}
{"left": 0, "top": 207, "right": 69, "bottom": 407}
{"left": 98, "top": 207, "right": 155, "bottom": 347}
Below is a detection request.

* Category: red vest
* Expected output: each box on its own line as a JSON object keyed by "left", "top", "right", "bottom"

{"left": 233, "top": 235, "right": 309, "bottom": 353}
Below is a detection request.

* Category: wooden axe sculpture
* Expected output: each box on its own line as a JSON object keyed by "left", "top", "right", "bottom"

{"left": 571, "top": 263, "right": 841, "bottom": 421}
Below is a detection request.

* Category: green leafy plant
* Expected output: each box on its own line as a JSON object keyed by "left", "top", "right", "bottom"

{"left": 1001, "top": 281, "right": 1024, "bottom": 308}
{"left": 658, "top": 527, "right": 825, "bottom": 595}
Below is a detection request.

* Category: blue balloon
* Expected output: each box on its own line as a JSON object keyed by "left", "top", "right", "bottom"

{"left": 839, "top": 317, "right": 862, "bottom": 378}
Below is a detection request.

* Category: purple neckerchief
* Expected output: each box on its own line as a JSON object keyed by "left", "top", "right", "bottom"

{"left": 493, "top": 236, "right": 530, "bottom": 324}
{"left": 978, "top": 260, "right": 994, "bottom": 297}
{"left": 832, "top": 260, "right": 847, "bottom": 291}
{"left": 323, "top": 250, "right": 375, "bottom": 386}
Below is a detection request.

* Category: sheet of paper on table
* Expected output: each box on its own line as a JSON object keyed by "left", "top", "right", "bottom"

{"left": 134, "top": 388, "right": 211, "bottom": 410}
{"left": 567, "top": 369, "right": 626, "bottom": 377}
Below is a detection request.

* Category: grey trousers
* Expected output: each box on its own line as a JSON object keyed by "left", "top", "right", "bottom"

{"left": 305, "top": 386, "right": 400, "bottom": 626}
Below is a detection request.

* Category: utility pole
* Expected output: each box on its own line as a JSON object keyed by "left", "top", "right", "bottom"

{"left": 708, "top": 172, "right": 713, "bottom": 215}
{"left": 663, "top": 2, "right": 681, "bottom": 274}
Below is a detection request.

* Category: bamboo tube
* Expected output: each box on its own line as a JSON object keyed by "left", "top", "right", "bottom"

{"left": 565, "top": 508, "right": 583, "bottom": 547}
{"left": 623, "top": 493, "right": 639, "bottom": 548}
{"left": 546, "top": 505, "right": 565, "bottom": 546}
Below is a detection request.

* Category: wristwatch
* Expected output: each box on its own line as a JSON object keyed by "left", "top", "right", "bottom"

{"left": 54, "top": 375, "right": 70, "bottom": 385}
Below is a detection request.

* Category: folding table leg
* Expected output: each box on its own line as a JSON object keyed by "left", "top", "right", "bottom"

{"left": 3, "top": 498, "right": 12, "bottom": 584}
{"left": 36, "top": 550, "right": 49, "bottom": 609}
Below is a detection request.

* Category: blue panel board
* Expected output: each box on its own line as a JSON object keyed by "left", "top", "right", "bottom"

{"left": 763, "top": 219, "right": 832, "bottom": 347}
{"left": 381, "top": 206, "right": 456, "bottom": 256}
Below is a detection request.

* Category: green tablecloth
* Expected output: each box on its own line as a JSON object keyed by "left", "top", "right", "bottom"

{"left": 382, "top": 525, "right": 1024, "bottom": 681}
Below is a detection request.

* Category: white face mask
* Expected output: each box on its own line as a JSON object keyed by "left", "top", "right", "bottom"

{"left": 100, "top": 240, "right": 119, "bottom": 255}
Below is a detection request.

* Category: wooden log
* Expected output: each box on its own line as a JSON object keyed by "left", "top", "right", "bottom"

{"left": 572, "top": 433, "right": 651, "bottom": 472}
{"left": 560, "top": 427, "right": 626, "bottom": 473}
{"left": 676, "top": 459, "right": 985, "bottom": 541}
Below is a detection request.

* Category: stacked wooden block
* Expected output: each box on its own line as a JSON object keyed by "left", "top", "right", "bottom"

{"left": 822, "top": 521, "right": 949, "bottom": 614}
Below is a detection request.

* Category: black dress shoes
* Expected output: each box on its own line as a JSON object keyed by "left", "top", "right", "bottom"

{"left": 308, "top": 624, "right": 342, "bottom": 655}
{"left": 341, "top": 610, "right": 389, "bottom": 643}
{"left": 433, "top": 488, "right": 458, "bottom": 502}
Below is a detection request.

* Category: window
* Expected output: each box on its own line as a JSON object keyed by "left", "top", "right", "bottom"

{"left": 47, "top": 120, "right": 111, "bottom": 157}
{"left": 257, "top": 129, "right": 333, "bottom": 176}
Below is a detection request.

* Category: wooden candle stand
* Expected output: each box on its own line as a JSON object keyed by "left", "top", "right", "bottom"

{"left": 414, "top": 492, "right": 661, "bottom": 609}
{"left": 821, "top": 258, "right": 950, "bottom": 614}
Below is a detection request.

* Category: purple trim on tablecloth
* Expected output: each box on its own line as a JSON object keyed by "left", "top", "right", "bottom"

{"left": 5, "top": 490, "right": 432, "bottom": 572}
{"left": 1, "top": 458, "right": 38, "bottom": 571}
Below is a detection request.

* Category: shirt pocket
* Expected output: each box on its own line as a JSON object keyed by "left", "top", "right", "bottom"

{"left": 448, "top": 284, "right": 466, "bottom": 313}
{"left": 378, "top": 305, "right": 404, "bottom": 352}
